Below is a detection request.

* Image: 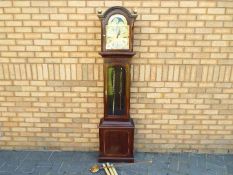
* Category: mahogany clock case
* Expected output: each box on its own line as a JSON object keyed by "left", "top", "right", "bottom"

{"left": 98, "top": 6, "right": 137, "bottom": 163}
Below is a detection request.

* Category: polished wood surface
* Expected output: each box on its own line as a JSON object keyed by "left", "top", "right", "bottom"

{"left": 99, "top": 119, "right": 134, "bottom": 162}
{"left": 98, "top": 6, "right": 136, "bottom": 163}
{"left": 99, "top": 51, "right": 135, "bottom": 58}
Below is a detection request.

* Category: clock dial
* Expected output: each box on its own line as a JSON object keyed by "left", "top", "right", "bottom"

{"left": 106, "top": 14, "right": 129, "bottom": 50}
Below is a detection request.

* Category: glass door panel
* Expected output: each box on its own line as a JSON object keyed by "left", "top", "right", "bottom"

{"left": 107, "top": 65, "right": 126, "bottom": 116}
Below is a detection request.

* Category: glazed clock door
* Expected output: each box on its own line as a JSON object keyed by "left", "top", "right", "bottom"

{"left": 104, "top": 64, "right": 130, "bottom": 120}
{"left": 98, "top": 6, "right": 137, "bottom": 57}
{"left": 106, "top": 14, "right": 129, "bottom": 50}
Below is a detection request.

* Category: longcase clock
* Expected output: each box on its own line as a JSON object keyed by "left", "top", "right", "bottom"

{"left": 97, "top": 6, "right": 137, "bottom": 162}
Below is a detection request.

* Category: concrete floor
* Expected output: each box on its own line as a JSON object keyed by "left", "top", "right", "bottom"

{"left": 0, "top": 150, "right": 232, "bottom": 175}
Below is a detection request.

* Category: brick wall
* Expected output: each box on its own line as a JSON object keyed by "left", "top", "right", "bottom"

{"left": 0, "top": 0, "right": 232, "bottom": 153}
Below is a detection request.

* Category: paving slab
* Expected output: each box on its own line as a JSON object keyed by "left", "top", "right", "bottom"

{"left": 0, "top": 150, "right": 232, "bottom": 175}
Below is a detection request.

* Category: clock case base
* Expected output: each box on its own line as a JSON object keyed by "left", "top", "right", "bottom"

{"left": 98, "top": 156, "right": 134, "bottom": 163}
{"left": 98, "top": 118, "right": 134, "bottom": 162}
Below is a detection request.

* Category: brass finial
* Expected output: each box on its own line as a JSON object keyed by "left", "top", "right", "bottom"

{"left": 133, "top": 9, "right": 137, "bottom": 14}
{"left": 98, "top": 9, "right": 102, "bottom": 14}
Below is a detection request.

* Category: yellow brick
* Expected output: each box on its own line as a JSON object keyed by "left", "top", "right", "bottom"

{"left": 187, "top": 21, "right": 204, "bottom": 27}
{"left": 22, "top": 8, "right": 39, "bottom": 13}
{"left": 208, "top": 8, "right": 225, "bottom": 14}
{"left": 31, "top": 1, "right": 48, "bottom": 6}
{"left": 171, "top": 8, "right": 187, "bottom": 14}
{"left": 169, "top": 21, "right": 186, "bottom": 27}
{"left": 75, "top": 138, "right": 89, "bottom": 142}
{"left": 61, "top": 46, "right": 77, "bottom": 52}
{"left": 206, "top": 21, "right": 223, "bottom": 27}
{"left": 25, "top": 118, "right": 40, "bottom": 123}
{"left": 197, "top": 15, "right": 215, "bottom": 20}
{"left": 27, "top": 128, "right": 41, "bottom": 132}
{"left": 87, "top": 1, "right": 104, "bottom": 7}
{"left": 50, "top": 14, "right": 67, "bottom": 20}
{"left": 189, "top": 8, "right": 206, "bottom": 14}
{"left": 160, "top": 15, "right": 177, "bottom": 20}
{"left": 40, "top": 7, "right": 57, "bottom": 13}
{"left": 77, "top": 8, "right": 94, "bottom": 13}
{"left": 0, "top": 14, "right": 13, "bottom": 20}
{"left": 4, "top": 8, "right": 21, "bottom": 13}
{"left": 34, "top": 40, "right": 51, "bottom": 45}
{"left": 5, "top": 21, "right": 22, "bottom": 26}
{"left": 68, "top": 1, "right": 86, "bottom": 7}
{"left": 169, "top": 120, "right": 184, "bottom": 125}
{"left": 57, "top": 118, "right": 72, "bottom": 123}
{"left": 161, "top": 1, "right": 178, "bottom": 7}
{"left": 179, "top": 14, "right": 196, "bottom": 20}
{"left": 59, "top": 7, "right": 76, "bottom": 13}
{"left": 32, "top": 14, "right": 49, "bottom": 20}
{"left": 124, "top": 1, "right": 141, "bottom": 7}
{"left": 180, "top": 1, "right": 197, "bottom": 7}
{"left": 51, "top": 27, "right": 68, "bottom": 33}
{"left": 1, "top": 1, "right": 12, "bottom": 7}
{"left": 49, "top": 1, "right": 67, "bottom": 6}
{"left": 212, "top": 41, "right": 228, "bottom": 47}
{"left": 159, "top": 27, "right": 176, "bottom": 33}
{"left": 216, "top": 15, "right": 232, "bottom": 21}
{"left": 43, "top": 46, "right": 59, "bottom": 51}
{"left": 69, "top": 14, "right": 86, "bottom": 21}
{"left": 41, "top": 21, "right": 58, "bottom": 26}
{"left": 199, "top": 1, "right": 216, "bottom": 7}
{"left": 13, "top": 1, "right": 30, "bottom": 7}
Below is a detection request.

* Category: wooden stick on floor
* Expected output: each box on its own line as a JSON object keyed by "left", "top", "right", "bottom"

{"left": 103, "top": 163, "right": 111, "bottom": 175}
{"left": 106, "top": 163, "right": 115, "bottom": 175}
{"left": 111, "top": 164, "right": 118, "bottom": 175}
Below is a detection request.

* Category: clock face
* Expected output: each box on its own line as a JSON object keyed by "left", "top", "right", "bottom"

{"left": 106, "top": 14, "right": 129, "bottom": 50}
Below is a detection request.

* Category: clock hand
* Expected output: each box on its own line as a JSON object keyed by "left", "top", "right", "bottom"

{"left": 117, "top": 29, "right": 121, "bottom": 38}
